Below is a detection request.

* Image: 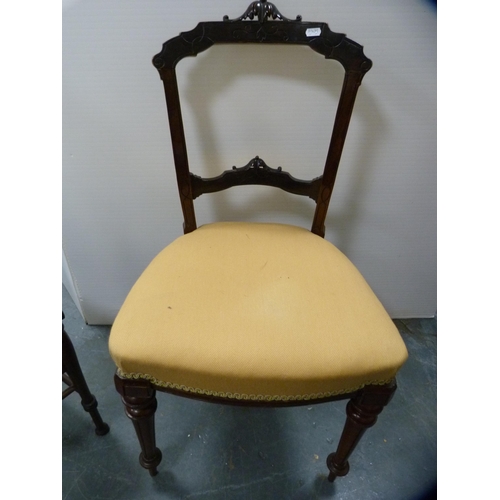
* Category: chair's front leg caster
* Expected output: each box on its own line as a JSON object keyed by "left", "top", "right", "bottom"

{"left": 326, "top": 453, "right": 350, "bottom": 482}
{"left": 140, "top": 448, "right": 163, "bottom": 477}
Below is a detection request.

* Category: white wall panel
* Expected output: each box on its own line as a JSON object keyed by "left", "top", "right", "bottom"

{"left": 63, "top": 0, "right": 436, "bottom": 323}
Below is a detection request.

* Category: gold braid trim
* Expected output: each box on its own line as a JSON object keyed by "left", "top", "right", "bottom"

{"left": 116, "top": 369, "right": 393, "bottom": 402}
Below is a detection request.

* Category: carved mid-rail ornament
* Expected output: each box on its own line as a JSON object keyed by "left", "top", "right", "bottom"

{"left": 190, "top": 156, "right": 322, "bottom": 200}
{"left": 223, "top": 0, "right": 302, "bottom": 23}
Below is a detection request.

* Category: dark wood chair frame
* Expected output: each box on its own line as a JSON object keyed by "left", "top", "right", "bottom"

{"left": 114, "top": 1, "right": 398, "bottom": 483}
{"left": 63, "top": 313, "right": 110, "bottom": 436}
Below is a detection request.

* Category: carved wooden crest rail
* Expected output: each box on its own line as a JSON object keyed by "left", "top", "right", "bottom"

{"left": 153, "top": 0, "right": 372, "bottom": 237}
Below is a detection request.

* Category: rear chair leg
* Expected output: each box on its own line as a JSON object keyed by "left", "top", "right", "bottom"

{"left": 115, "top": 373, "right": 162, "bottom": 476}
{"left": 326, "top": 381, "right": 397, "bottom": 482}
{"left": 62, "top": 323, "right": 110, "bottom": 436}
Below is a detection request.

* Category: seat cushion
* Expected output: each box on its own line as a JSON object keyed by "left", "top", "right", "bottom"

{"left": 109, "top": 222, "right": 408, "bottom": 402}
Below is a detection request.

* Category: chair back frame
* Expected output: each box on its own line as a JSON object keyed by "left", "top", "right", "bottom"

{"left": 153, "top": 2, "right": 372, "bottom": 238}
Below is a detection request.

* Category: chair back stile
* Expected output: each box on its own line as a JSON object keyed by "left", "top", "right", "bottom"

{"left": 152, "top": 10, "right": 372, "bottom": 237}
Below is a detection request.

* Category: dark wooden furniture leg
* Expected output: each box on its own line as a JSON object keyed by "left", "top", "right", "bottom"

{"left": 115, "top": 374, "right": 162, "bottom": 476}
{"left": 326, "top": 381, "right": 397, "bottom": 482}
{"left": 62, "top": 318, "right": 110, "bottom": 436}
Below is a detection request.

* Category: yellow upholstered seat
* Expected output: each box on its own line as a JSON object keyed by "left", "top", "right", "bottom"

{"left": 109, "top": 222, "right": 408, "bottom": 402}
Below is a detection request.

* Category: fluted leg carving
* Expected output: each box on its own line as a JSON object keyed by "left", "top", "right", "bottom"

{"left": 62, "top": 321, "right": 110, "bottom": 436}
{"left": 326, "top": 381, "right": 397, "bottom": 482}
{"left": 115, "top": 374, "right": 162, "bottom": 476}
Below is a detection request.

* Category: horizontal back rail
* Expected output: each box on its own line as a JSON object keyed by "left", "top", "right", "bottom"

{"left": 190, "top": 156, "right": 322, "bottom": 201}
{"left": 153, "top": 21, "right": 371, "bottom": 74}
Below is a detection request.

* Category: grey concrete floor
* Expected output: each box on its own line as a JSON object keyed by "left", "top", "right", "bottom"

{"left": 62, "top": 285, "right": 436, "bottom": 500}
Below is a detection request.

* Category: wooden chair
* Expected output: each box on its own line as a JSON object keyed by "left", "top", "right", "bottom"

{"left": 109, "top": 1, "right": 408, "bottom": 482}
{"left": 63, "top": 313, "right": 110, "bottom": 436}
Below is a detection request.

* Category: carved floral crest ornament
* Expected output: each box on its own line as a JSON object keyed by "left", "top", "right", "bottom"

{"left": 222, "top": 0, "right": 302, "bottom": 23}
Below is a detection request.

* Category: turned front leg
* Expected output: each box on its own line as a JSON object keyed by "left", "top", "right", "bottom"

{"left": 327, "top": 382, "right": 397, "bottom": 482}
{"left": 115, "top": 374, "right": 162, "bottom": 476}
